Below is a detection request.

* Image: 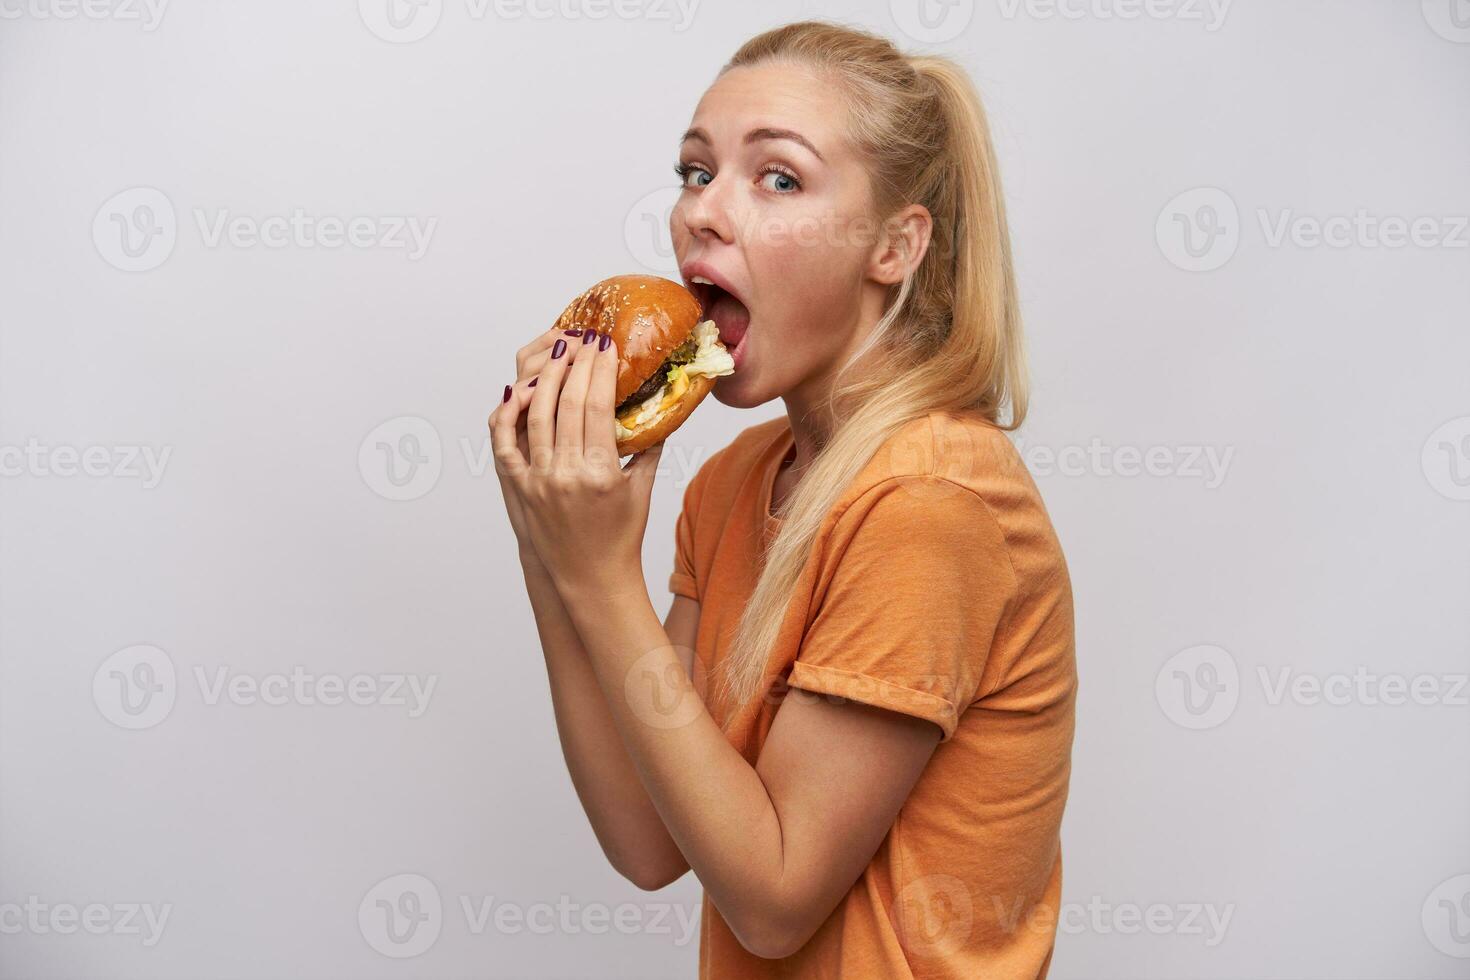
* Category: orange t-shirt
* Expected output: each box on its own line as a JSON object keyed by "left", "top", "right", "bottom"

{"left": 668, "top": 410, "right": 1077, "bottom": 979}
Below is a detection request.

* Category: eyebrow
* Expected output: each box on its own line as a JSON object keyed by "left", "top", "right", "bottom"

{"left": 679, "top": 126, "right": 825, "bottom": 163}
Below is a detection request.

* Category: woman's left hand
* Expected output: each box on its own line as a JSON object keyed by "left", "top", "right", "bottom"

{"left": 489, "top": 329, "right": 663, "bottom": 598}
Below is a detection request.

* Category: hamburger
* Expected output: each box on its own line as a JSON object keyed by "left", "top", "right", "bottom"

{"left": 551, "top": 274, "right": 735, "bottom": 455}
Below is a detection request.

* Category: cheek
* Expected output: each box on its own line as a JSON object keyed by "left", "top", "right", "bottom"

{"left": 750, "top": 224, "right": 865, "bottom": 349}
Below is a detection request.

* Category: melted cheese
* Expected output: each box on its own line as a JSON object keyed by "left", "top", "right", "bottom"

{"left": 615, "top": 320, "right": 734, "bottom": 441}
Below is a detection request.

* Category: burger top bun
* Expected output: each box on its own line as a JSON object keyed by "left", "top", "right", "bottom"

{"left": 550, "top": 274, "right": 703, "bottom": 407}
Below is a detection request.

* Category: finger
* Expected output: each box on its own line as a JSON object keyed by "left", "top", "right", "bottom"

{"left": 587, "top": 330, "right": 621, "bottom": 469}
{"left": 526, "top": 333, "right": 584, "bottom": 470}
{"left": 519, "top": 327, "right": 586, "bottom": 380}
{"left": 624, "top": 440, "right": 665, "bottom": 496}
{"left": 556, "top": 329, "right": 601, "bottom": 458}
{"left": 490, "top": 379, "right": 535, "bottom": 483}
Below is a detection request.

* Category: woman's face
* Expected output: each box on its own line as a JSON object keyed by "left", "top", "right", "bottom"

{"left": 671, "top": 62, "right": 885, "bottom": 411}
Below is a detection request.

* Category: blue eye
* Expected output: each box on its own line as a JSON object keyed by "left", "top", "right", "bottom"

{"left": 674, "top": 163, "right": 712, "bottom": 189}
{"left": 759, "top": 166, "right": 801, "bottom": 194}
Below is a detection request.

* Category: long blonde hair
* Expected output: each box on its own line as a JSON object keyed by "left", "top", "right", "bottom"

{"left": 713, "top": 21, "right": 1029, "bottom": 708}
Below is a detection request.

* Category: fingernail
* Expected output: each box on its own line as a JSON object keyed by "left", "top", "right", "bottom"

{"left": 563, "top": 328, "right": 582, "bottom": 337}
{"left": 598, "top": 332, "right": 612, "bottom": 352}
{"left": 528, "top": 376, "right": 538, "bottom": 387}
{"left": 502, "top": 384, "right": 512, "bottom": 403}
{"left": 552, "top": 339, "right": 567, "bottom": 359}
{"left": 583, "top": 329, "right": 598, "bottom": 345}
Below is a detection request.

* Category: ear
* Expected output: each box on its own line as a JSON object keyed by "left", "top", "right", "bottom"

{"left": 866, "top": 203, "right": 933, "bottom": 286}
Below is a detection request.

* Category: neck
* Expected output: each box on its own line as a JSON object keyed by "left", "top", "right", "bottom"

{"left": 779, "top": 279, "right": 893, "bottom": 475}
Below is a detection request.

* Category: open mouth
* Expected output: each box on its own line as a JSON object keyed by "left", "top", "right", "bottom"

{"left": 687, "top": 277, "right": 752, "bottom": 352}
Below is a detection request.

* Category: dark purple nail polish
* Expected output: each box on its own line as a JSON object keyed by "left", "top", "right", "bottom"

{"left": 552, "top": 338, "right": 567, "bottom": 359}
{"left": 598, "top": 331, "right": 611, "bottom": 352}
{"left": 563, "top": 328, "right": 582, "bottom": 337}
{"left": 528, "top": 376, "right": 537, "bottom": 387}
{"left": 502, "top": 384, "right": 512, "bottom": 403}
{"left": 583, "top": 329, "right": 598, "bottom": 345}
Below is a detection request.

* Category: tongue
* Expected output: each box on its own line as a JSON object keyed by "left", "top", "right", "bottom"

{"left": 707, "top": 292, "right": 750, "bottom": 349}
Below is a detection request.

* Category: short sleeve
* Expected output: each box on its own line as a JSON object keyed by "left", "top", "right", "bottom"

{"left": 667, "top": 465, "right": 705, "bottom": 601}
{"left": 786, "top": 476, "right": 1016, "bottom": 742}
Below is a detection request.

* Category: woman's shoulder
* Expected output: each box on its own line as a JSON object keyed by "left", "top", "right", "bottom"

{"left": 849, "top": 409, "right": 1036, "bottom": 508}
{"left": 840, "top": 410, "right": 1069, "bottom": 592}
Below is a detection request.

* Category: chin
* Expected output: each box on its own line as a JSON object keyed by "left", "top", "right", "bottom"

{"left": 710, "top": 374, "right": 766, "bottom": 410}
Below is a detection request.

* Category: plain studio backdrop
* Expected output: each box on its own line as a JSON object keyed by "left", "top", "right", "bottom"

{"left": 1, "top": 1, "right": 1467, "bottom": 977}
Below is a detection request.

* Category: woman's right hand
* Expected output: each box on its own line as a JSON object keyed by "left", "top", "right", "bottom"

{"left": 495, "top": 324, "right": 600, "bottom": 570}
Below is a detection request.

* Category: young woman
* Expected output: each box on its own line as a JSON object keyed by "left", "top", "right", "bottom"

{"left": 488, "top": 20, "right": 1076, "bottom": 979}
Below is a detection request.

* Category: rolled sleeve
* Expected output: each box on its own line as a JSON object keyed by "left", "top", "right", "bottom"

{"left": 787, "top": 476, "right": 1016, "bottom": 742}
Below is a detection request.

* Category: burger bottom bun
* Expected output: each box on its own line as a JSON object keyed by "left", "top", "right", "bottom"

{"left": 616, "top": 371, "right": 718, "bottom": 456}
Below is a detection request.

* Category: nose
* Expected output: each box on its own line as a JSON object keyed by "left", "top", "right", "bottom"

{"left": 676, "top": 172, "right": 736, "bottom": 246}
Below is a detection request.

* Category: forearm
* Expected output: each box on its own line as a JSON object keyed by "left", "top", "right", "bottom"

{"left": 520, "top": 555, "right": 689, "bottom": 886}
{"left": 554, "top": 572, "right": 791, "bottom": 949}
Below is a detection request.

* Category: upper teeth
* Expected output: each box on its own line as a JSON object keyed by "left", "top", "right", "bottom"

{"left": 691, "top": 276, "right": 714, "bottom": 285}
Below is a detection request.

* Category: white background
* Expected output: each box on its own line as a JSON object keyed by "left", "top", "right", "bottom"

{"left": 1, "top": 0, "right": 1467, "bottom": 976}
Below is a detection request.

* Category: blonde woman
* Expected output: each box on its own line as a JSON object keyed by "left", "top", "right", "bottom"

{"left": 489, "top": 20, "right": 1076, "bottom": 978}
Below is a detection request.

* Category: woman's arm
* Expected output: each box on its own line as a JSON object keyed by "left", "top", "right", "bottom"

{"left": 490, "top": 333, "right": 940, "bottom": 956}
{"left": 521, "top": 551, "right": 692, "bottom": 889}
{"left": 551, "top": 576, "right": 941, "bottom": 959}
